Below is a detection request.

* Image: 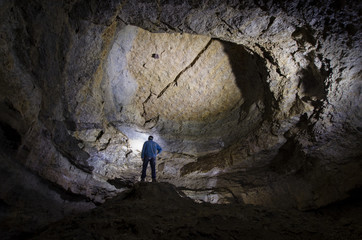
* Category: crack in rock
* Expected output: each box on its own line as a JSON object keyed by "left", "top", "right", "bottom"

{"left": 157, "top": 38, "right": 214, "bottom": 98}
{"left": 143, "top": 115, "right": 160, "bottom": 129}
{"left": 141, "top": 91, "right": 155, "bottom": 118}
{"left": 255, "top": 43, "right": 286, "bottom": 78}
{"left": 99, "top": 138, "right": 111, "bottom": 151}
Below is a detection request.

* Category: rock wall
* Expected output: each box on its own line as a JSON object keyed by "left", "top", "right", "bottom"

{"left": 0, "top": 0, "right": 361, "bottom": 214}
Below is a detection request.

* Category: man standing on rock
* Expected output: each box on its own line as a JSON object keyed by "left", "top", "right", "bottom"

{"left": 141, "top": 136, "right": 162, "bottom": 182}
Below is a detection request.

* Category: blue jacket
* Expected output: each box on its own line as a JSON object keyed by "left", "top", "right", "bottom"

{"left": 141, "top": 140, "right": 162, "bottom": 159}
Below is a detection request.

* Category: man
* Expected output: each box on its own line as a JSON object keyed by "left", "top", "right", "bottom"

{"left": 141, "top": 136, "right": 162, "bottom": 182}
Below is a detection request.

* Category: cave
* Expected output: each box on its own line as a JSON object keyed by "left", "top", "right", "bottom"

{"left": 0, "top": 0, "right": 361, "bottom": 239}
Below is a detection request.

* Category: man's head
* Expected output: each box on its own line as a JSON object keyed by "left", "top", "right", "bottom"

{"left": 148, "top": 136, "right": 153, "bottom": 141}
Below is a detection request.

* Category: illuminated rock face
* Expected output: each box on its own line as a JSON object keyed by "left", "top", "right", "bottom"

{"left": 109, "top": 27, "right": 268, "bottom": 156}
{"left": 0, "top": 0, "right": 361, "bottom": 215}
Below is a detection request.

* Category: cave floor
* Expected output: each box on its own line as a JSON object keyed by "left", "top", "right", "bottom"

{"left": 24, "top": 182, "right": 362, "bottom": 240}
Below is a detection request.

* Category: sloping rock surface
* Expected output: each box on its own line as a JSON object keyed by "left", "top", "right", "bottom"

{"left": 31, "top": 182, "right": 362, "bottom": 240}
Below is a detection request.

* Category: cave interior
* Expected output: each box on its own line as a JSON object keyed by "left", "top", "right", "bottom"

{"left": 0, "top": 0, "right": 361, "bottom": 239}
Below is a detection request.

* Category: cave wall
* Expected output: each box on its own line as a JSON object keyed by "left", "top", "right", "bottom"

{"left": 0, "top": 0, "right": 361, "bottom": 213}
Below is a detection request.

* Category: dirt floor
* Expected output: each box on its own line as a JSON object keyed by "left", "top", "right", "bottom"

{"left": 20, "top": 182, "right": 362, "bottom": 240}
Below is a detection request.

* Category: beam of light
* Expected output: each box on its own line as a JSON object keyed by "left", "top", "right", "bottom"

{"left": 117, "top": 125, "right": 165, "bottom": 153}
{"left": 128, "top": 138, "right": 146, "bottom": 152}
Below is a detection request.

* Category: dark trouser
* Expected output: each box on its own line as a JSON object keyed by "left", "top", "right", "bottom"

{"left": 141, "top": 157, "right": 156, "bottom": 180}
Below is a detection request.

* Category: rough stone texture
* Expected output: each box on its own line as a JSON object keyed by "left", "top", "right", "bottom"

{"left": 117, "top": 0, "right": 361, "bottom": 210}
{"left": 122, "top": 27, "right": 269, "bottom": 156}
{"left": 0, "top": 124, "right": 95, "bottom": 238}
{"left": 32, "top": 183, "right": 362, "bottom": 240}
{"left": 0, "top": 0, "right": 361, "bottom": 235}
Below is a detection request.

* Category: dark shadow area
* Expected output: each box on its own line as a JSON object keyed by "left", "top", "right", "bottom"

{"left": 269, "top": 138, "right": 303, "bottom": 174}
{"left": 180, "top": 41, "right": 274, "bottom": 175}
{"left": 221, "top": 40, "right": 273, "bottom": 119}
{"left": 296, "top": 57, "right": 330, "bottom": 123}
{"left": 292, "top": 26, "right": 317, "bottom": 46}
{"left": 180, "top": 152, "right": 230, "bottom": 176}
{"left": 298, "top": 64, "right": 327, "bottom": 102}
{"left": 107, "top": 177, "right": 135, "bottom": 189}
{"left": 0, "top": 145, "right": 95, "bottom": 240}
{"left": 49, "top": 120, "right": 94, "bottom": 173}
{"left": 0, "top": 121, "right": 22, "bottom": 152}
{"left": 268, "top": 114, "right": 318, "bottom": 177}
{"left": 317, "top": 186, "right": 362, "bottom": 212}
